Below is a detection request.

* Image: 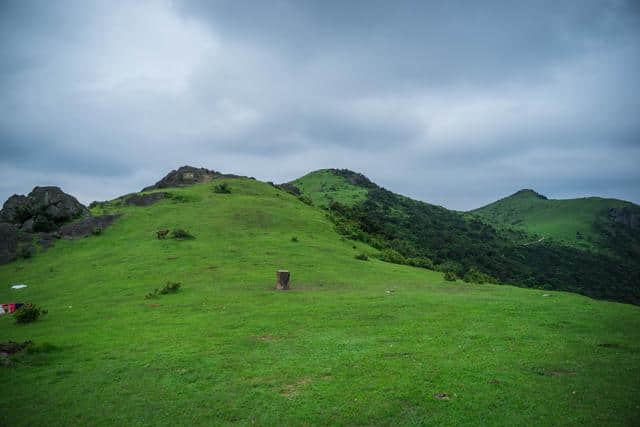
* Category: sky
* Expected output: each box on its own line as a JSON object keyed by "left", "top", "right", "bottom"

{"left": 1, "top": 0, "right": 639, "bottom": 210}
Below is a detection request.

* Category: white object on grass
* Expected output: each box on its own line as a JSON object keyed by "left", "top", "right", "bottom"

{"left": 11, "top": 284, "right": 27, "bottom": 289}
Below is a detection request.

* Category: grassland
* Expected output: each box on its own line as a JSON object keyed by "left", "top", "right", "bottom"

{"left": 1, "top": 178, "right": 639, "bottom": 425}
{"left": 290, "top": 169, "right": 369, "bottom": 207}
{"left": 471, "top": 189, "right": 635, "bottom": 251}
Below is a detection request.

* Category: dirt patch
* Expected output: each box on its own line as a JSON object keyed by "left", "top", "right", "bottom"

{"left": 598, "top": 343, "right": 624, "bottom": 349}
{"left": 124, "top": 192, "right": 168, "bottom": 206}
{"left": 58, "top": 214, "right": 120, "bottom": 238}
{"left": 434, "top": 393, "right": 450, "bottom": 400}
{"left": 257, "top": 335, "right": 276, "bottom": 342}
{"left": 281, "top": 377, "right": 312, "bottom": 397}
{"left": 0, "top": 341, "right": 32, "bottom": 365}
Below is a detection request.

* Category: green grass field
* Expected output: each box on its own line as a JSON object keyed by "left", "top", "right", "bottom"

{"left": 1, "top": 179, "right": 639, "bottom": 425}
{"left": 290, "top": 169, "right": 369, "bottom": 207}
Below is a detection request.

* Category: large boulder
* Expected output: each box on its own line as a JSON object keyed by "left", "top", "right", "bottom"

{"left": 28, "top": 186, "right": 89, "bottom": 224}
{"left": 0, "top": 195, "right": 34, "bottom": 224}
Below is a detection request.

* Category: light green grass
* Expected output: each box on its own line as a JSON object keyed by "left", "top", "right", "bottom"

{"left": 290, "top": 169, "right": 369, "bottom": 207}
{"left": 471, "top": 190, "right": 635, "bottom": 251}
{"left": 1, "top": 179, "right": 639, "bottom": 425}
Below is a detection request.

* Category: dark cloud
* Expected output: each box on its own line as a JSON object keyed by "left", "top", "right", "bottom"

{"left": 0, "top": 0, "right": 639, "bottom": 209}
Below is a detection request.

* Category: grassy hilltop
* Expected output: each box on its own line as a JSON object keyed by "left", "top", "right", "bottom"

{"left": 471, "top": 189, "right": 640, "bottom": 256}
{"left": 1, "top": 175, "right": 640, "bottom": 425}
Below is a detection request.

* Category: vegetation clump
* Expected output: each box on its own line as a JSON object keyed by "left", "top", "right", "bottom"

{"left": 145, "top": 282, "right": 181, "bottom": 299}
{"left": 91, "top": 226, "right": 102, "bottom": 236}
{"left": 354, "top": 253, "right": 368, "bottom": 261}
{"left": 213, "top": 183, "right": 231, "bottom": 194}
{"left": 443, "top": 271, "right": 458, "bottom": 281}
{"left": 291, "top": 236, "right": 298, "bottom": 242}
{"left": 171, "top": 229, "right": 194, "bottom": 239}
{"left": 14, "top": 304, "right": 48, "bottom": 324}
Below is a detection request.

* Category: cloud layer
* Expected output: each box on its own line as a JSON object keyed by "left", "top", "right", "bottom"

{"left": 1, "top": 0, "right": 639, "bottom": 209}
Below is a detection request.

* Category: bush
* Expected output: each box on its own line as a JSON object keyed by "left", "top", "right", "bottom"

{"left": 378, "top": 248, "right": 408, "bottom": 265}
{"left": 171, "top": 229, "right": 194, "bottom": 239}
{"left": 291, "top": 236, "right": 298, "bottom": 242}
{"left": 14, "top": 304, "right": 48, "bottom": 324}
{"left": 444, "top": 271, "right": 458, "bottom": 281}
{"left": 91, "top": 226, "right": 102, "bottom": 236}
{"left": 213, "top": 183, "right": 231, "bottom": 194}
{"left": 462, "top": 268, "right": 497, "bottom": 284}
{"left": 355, "top": 253, "right": 369, "bottom": 261}
{"left": 408, "top": 257, "right": 434, "bottom": 270}
{"left": 146, "top": 282, "right": 181, "bottom": 299}
{"left": 298, "top": 195, "right": 314, "bottom": 206}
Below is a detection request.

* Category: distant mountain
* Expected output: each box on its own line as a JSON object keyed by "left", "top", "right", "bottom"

{"left": 471, "top": 189, "right": 640, "bottom": 259}
{"left": 290, "top": 169, "right": 640, "bottom": 304}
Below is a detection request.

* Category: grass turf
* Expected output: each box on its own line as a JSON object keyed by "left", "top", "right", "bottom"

{"left": 1, "top": 178, "right": 639, "bottom": 425}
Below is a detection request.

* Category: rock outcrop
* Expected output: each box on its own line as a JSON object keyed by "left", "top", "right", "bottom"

{"left": 0, "top": 223, "right": 18, "bottom": 264}
{"left": 0, "top": 186, "right": 89, "bottom": 232}
{"left": 0, "top": 186, "right": 104, "bottom": 264}
{"left": 142, "top": 166, "right": 245, "bottom": 191}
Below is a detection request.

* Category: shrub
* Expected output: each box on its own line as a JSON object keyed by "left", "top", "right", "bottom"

{"left": 354, "top": 253, "right": 369, "bottom": 261}
{"left": 18, "top": 245, "right": 34, "bottom": 259}
{"left": 378, "top": 248, "right": 407, "bottom": 265}
{"left": 91, "top": 226, "right": 102, "bottom": 236}
{"left": 408, "top": 257, "right": 434, "bottom": 270}
{"left": 146, "top": 282, "right": 181, "bottom": 299}
{"left": 291, "top": 236, "right": 298, "bottom": 242}
{"left": 213, "top": 183, "right": 231, "bottom": 194}
{"left": 462, "top": 268, "right": 496, "bottom": 284}
{"left": 171, "top": 229, "right": 194, "bottom": 239}
{"left": 444, "top": 271, "right": 458, "bottom": 281}
{"left": 298, "top": 195, "right": 314, "bottom": 206}
{"left": 14, "top": 304, "right": 48, "bottom": 324}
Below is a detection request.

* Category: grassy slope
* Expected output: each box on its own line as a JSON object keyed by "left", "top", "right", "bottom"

{"left": 470, "top": 190, "right": 635, "bottom": 251}
{"left": 290, "top": 169, "right": 369, "bottom": 207}
{"left": 0, "top": 178, "right": 639, "bottom": 425}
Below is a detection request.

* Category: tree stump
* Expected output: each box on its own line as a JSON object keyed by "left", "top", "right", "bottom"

{"left": 276, "top": 270, "right": 290, "bottom": 290}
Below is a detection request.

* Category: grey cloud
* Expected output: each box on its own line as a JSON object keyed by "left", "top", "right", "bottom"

{"left": 0, "top": 0, "right": 639, "bottom": 209}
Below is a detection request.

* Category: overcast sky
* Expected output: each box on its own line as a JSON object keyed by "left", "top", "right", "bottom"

{"left": 1, "top": 0, "right": 639, "bottom": 210}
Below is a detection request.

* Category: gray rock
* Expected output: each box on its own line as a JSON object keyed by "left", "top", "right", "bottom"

{"left": 142, "top": 165, "right": 245, "bottom": 191}
{"left": 21, "top": 218, "right": 34, "bottom": 233}
{"left": 0, "top": 223, "right": 18, "bottom": 264}
{"left": 124, "top": 192, "right": 168, "bottom": 206}
{"left": 0, "top": 195, "right": 33, "bottom": 224}
{"left": 58, "top": 214, "right": 120, "bottom": 238}
{"left": 28, "top": 186, "right": 89, "bottom": 223}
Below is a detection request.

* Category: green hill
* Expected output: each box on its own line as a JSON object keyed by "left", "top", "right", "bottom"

{"left": 1, "top": 171, "right": 640, "bottom": 425}
{"left": 290, "top": 170, "right": 640, "bottom": 304}
{"left": 470, "top": 189, "right": 640, "bottom": 257}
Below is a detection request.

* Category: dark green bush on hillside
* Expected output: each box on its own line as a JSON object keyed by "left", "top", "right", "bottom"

{"left": 213, "top": 183, "right": 231, "bottom": 194}
{"left": 146, "top": 282, "right": 181, "bottom": 299}
{"left": 444, "top": 271, "right": 458, "bottom": 281}
{"left": 171, "top": 229, "right": 194, "bottom": 239}
{"left": 14, "top": 304, "right": 48, "bottom": 324}
{"left": 298, "top": 195, "right": 314, "bottom": 206}
{"left": 463, "top": 268, "right": 496, "bottom": 284}
{"left": 354, "top": 253, "right": 368, "bottom": 261}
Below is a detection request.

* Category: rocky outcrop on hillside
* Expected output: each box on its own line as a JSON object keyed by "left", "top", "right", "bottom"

{"left": 0, "top": 186, "right": 89, "bottom": 232}
{"left": 142, "top": 166, "right": 245, "bottom": 191}
{"left": 0, "top": 186, "right": 116, "bottom": 264}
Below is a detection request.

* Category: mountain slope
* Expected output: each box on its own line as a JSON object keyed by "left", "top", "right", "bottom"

{"left": 1, "top": 171, "right": 640, "bottom": 425}
{"left": 470, "top": 189, "right": 640, "bottom": 257}
{"left": 291, "top": 170, "right": 640, "bottom": 304}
